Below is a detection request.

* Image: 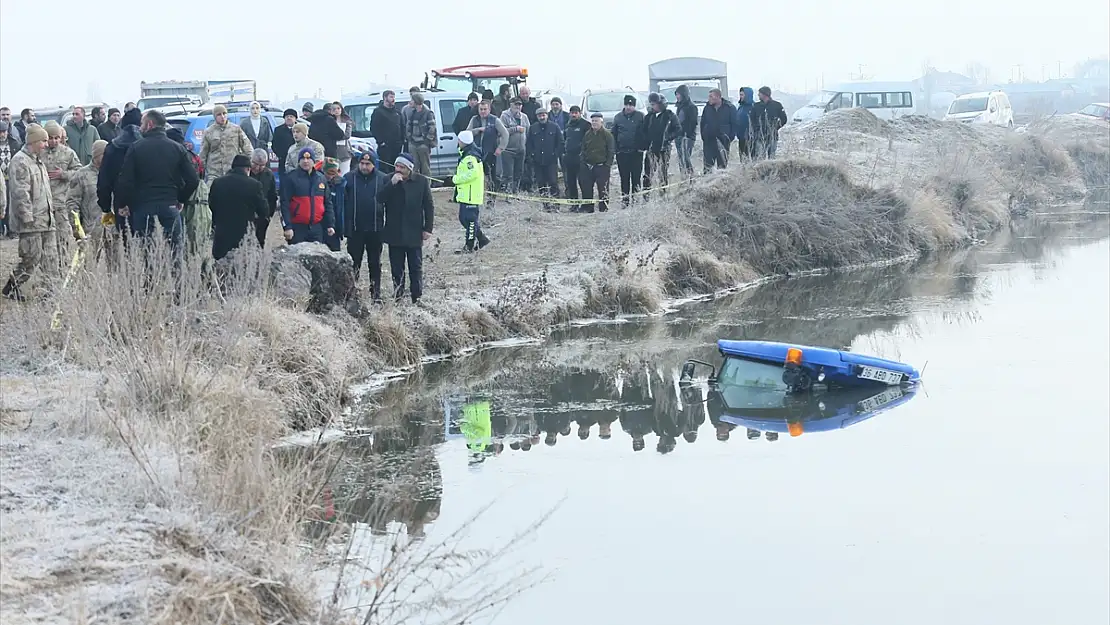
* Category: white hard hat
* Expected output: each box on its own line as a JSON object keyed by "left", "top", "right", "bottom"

{"left": 457, "top": 130, "right": 474, "bottom": 145}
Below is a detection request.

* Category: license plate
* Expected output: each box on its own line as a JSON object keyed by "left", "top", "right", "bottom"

{"left": 858, "top": 366, "right": 904, "bottom": 385}
{"left": 856, "top": 386, "right": 905, "bottom": 412}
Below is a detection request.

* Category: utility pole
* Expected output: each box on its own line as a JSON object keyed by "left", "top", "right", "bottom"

{"left": 1057, "top": 61, "right": 1062, "bottom": 79}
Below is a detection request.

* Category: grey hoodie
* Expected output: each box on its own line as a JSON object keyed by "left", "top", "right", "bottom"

{"left": 499, "top": 110, "right": 530, "bottom": 154}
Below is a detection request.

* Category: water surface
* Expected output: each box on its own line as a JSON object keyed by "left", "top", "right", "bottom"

{"left": 326, "top": 211, "right": 1110, "bottom": 624}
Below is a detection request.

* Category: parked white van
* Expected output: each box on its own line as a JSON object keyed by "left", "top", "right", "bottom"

{"left": 792, "top": 81, "right": 918, "bottom": 123}
{"left": 943, "top": 91, "right": 1014, "bottom": 128}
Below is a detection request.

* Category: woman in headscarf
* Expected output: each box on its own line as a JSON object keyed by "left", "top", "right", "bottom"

{"left": 239, "top": 101, "right": 273, "bottom": 152}
{"left": 333, "top": 101, "right": 353, "bottom": 176}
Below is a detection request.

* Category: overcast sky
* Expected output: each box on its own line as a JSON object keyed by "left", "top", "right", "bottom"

{"left": 2, "top": 0, "right": 1107, "bottom": 108}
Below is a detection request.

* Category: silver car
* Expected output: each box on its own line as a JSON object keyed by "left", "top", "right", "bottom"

{"left": 580, "top": 88, "right": 647, "bottom": 129}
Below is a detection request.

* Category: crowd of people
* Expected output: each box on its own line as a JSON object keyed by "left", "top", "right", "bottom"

{"left": 0, "top": 83, "right": 787, "bottom": 304}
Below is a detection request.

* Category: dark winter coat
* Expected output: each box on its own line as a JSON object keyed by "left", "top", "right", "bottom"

{"left": 249, "top": 167, "right": 278, "bottom": 218}
{"left": 548, "top": 109, "right": 570, "bottom": 131}
{"left": 96, "top": 120, "right": 121, "bottom": 143}
{"left": 521, "top": 98, "right": 541, "bottom": 124}
{"left": 642, "top": 105, "right": 680, "bottom": 152}
{"left": 525, "top": 121, "right": 564, "bottom": 166}
{"left": 611, "top": 110, "right": 645, "bottom": 154}
{"left": 307, "top": 110, "right": 346, "bottom": 158}
{"left": 563, "top": 117, "right": 591, "bottom": 159}
{"left": 750, "top": 98, "right": 789, "bottom": 143}
{"left": 208, "top": 169, "right": 269, "bottom": 259}
{"left": 344, "top": 166, "right": 389, "bottom": 235}
{"left": 272, "top": 124, "right": 296, "bottom": 166}
{"left": 370, "top": 104, "right": 405, "bottom": 153}
{"left": 376, "top": 176, "right": 434, "bottom": 248}
{"left": 581, "top": 127, "right": 615, "bottom": 167}
{"left": 97, "top": 124, "right": 143, "bottom": 211}
{"left": 114, "top": 127, "right": 200, "bottom": 210}
{"left": 674, "top": 85, "right": 699, "bottom": 140}
{"left": 734, "top": 87, "right": 755, "bottom": 141}
{"left": 452, "top": 104, "right": 478, "bottom": 136}
{"left": 700, "top": 100, "right": 737, "bottom": 143}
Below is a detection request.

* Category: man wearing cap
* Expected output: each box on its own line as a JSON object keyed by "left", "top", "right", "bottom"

{"left": 452, "top": 131, "right": 490, "bottom": 253}
{"left": 97, "top": 108, "right": 122, "bottom": 142}
{"left": 547, "top": 98, "right": 570, "bottom": 185}
{"left": 66, "top": 139, "right": 108, "bottom": 233}
{"left": 3, "top": 124, "right": 56, "bottom": 301}
{"left": 641, "top": 93, "right": 680, "bottom": 197}
{"left": 344, "top": 149, "right": 389, "bottom": 299}
{"left": 498, "top": 98, "right": 529, "bottom": 194}
{"left": 272, "top": 109, "right": 299, "bottom": 168}
{"left": 301, "top": 102, "right": 314, "bottom": 121}
{"left": 97, "top": 107, "right": 144, "bottom": 238}
{"left": 41, "top": 121, "right": 82, "bottom": 260}
{"left": 578, "top": 113, "right": 615, "bottom": 213}
{"left": 466, "top": 101, "right": 508, "bottom": 197}
{"left": 200, "top": 104, "right": 252, "bottom": 182}
{"left": 283, "top": 123, "right": 324, "bottom": 173}
{"left": 525, "top": 108, "right": 564, "bottom": 208}
{"left": 562, "top": 106, "right": 591, "bottom": 206}
{"left": 322, "top": 158, "right": 347, "bottom": 252}
{"left": 248, "top": 148, "right": 278, "bottom": 247}
{"left": 371, "top": 91, "right": 404, "bottom": 172}
{"left": 114, "top": 110, "right": 200, "bottom": 255}
{"left": 404, "top": 94, "right": 436, "bottom": 178}
{"left": 280, "top": 147, "right": 335, "bottom": 245}
{"left": 208, "top": 154, "right": 269, "bottom": 260}
{"left": 65, "top": 106, "right": 102, "bottom": 166}
{"left": 377, "top": 153, "right": 433, "bottom": 304}
{"left": 452, "top": 93, "right": 480, "bottom": 136}
{"left": 611, "top": 95, "right": 646, "bottom": 208}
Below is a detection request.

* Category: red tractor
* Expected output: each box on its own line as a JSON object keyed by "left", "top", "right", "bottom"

{"left": 421, "top": 65, "right": 529, "bottom": 97}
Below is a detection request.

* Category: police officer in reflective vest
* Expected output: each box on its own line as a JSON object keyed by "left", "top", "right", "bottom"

{"left": 452, "top": 131, "right": 490, "bottom": 253}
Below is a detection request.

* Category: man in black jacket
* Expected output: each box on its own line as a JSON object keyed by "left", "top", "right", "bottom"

{"left": 272, "top": 109, "right": 298, "bottom": 167}
{"left": 308, "top": 103, "right": 347, "bottom": 159}
{"left": 700, "top": 89, "right": 736, "bottom": 173}
{"left": 673, "top": 85, "right": 698, "bottom": 176}
{"left": 525, "top": 108, "right": 564, "bottom": 210}
{"left": 344, "top": 150, "right": 389, "bottom": 300}
{"left": 611, "top": 94, "right": 645, "bottom": 208}
{"left": 452, "top": 93, "right": 479, "bottom": 136}
{"left": 208, "top": 154, "right": 268, "bottom": 260}
{"left": 562, "top": 106, "right": 591, "bottom": 203}
{"left": 376, "top": 153, "right": 433, "bottom": 305}
{"left": 641, "top": 93, "right": 680, "bottom": 196}
{"left": 114, "top": 110, "right": 200, "bottom": 254}
{"left": 248, "top": 148, "right": 278, "bottom": 247}
{"left": 370, "top": 91, "right": 404, "bottom": 173}
{"left": 750, "top": 86, "right": 789, "bottom": 160}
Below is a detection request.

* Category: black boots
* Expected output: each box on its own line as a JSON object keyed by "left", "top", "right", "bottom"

{"left": 3, "top": 277, "right": 25, "bottom": 302}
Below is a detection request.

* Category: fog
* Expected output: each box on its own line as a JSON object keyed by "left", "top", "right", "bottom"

{"left": 1, "top": 0, "right": 1106, "bottom": 106}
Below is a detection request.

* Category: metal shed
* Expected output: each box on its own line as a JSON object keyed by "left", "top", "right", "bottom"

{"left": 648, "top": 57, "right": 729, "bottom": 97}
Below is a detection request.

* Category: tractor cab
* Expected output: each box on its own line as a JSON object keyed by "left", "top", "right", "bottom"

{"left": 421, "top": 65, "right": 529, "bottom": 98}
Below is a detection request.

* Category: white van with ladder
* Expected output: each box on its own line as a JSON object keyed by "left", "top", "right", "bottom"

{"left": 792, "top": 81, "right": 919, "bottom": 123}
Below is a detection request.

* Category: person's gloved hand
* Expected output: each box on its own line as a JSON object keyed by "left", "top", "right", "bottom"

{"left": 101, "top": 212, "right": 116, "bottom": 227}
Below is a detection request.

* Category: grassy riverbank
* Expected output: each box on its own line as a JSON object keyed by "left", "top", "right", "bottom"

{"left": 0, "top": 111, "right": 1104, "bottom": 623}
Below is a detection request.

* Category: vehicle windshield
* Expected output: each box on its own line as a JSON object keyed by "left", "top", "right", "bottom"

{"left": 137, "top": 96, "right": 191, "bottom": 110}
{"left": 435, "top": 75, "right": 518, "bottom": 96}
{"left": 715, "top": 357, "right": 790, "bottom": 410}
{"left": 657, "top": 83, "right": 717, "bottom": 104}
{"left": 586, "top": 93, "right": 630, "bottom": 112}
{"left": 948, "top": 97, "right": 989, "bottom": 114}
{"left": 807, "top": 91, "right": 838, "bottom": 107}
{"left": 1078, "top": 103, "right": 1108, "bottom": 118}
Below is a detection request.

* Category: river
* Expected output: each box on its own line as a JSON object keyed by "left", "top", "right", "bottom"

{"left": 317, "top": 208, "right": 1109, "bottom": 624}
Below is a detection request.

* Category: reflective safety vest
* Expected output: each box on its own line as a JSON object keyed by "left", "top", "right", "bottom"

{"left": 460, "top": 400, "right": 492, "bottom": 453}
{"left": 453, "top": 151, "right": 484, "bottom": 205}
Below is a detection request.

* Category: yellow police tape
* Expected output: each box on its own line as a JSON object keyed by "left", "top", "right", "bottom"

{"left": 50, "top": 211, "right": 87, "bottom": 332}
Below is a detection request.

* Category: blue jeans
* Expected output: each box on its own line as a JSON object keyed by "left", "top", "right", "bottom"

{"left": 674, "top": 136, "right": 695, "bottom": 175}
{"left": 130, "top": 203, "right": 183, "bottom": 251}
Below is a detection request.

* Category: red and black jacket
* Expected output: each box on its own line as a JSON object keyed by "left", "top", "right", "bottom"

{"left": 280, "top": 167, "right": 334, "bottom": 228}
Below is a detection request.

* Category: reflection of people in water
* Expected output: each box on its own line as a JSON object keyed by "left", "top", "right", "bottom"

{"left": 705, "top": 388, "right": 736, "bottom": 441}
{"left": 574, "top": 410, "right": 597, "bottom": 440}
{"left": 619, "top": 367, "right": 657, "bottom": 452}
{"left": 541, "top": 412, "right": 572, "bottom": 446}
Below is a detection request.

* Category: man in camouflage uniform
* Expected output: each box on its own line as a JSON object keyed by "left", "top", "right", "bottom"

{"left": 199, "top": 104, "right": 252, "bottom": 182}
{"left": 41, "top": 121, "right": 82, "bottom": 265}
{"left": 3, "top": 124, "right": 57, "bottom": 301}
{"left": 283, "top": 122, "right": 324, "bottom": 173}
{"left": 67, "top": 139, "right": 108, "bottom": 234}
